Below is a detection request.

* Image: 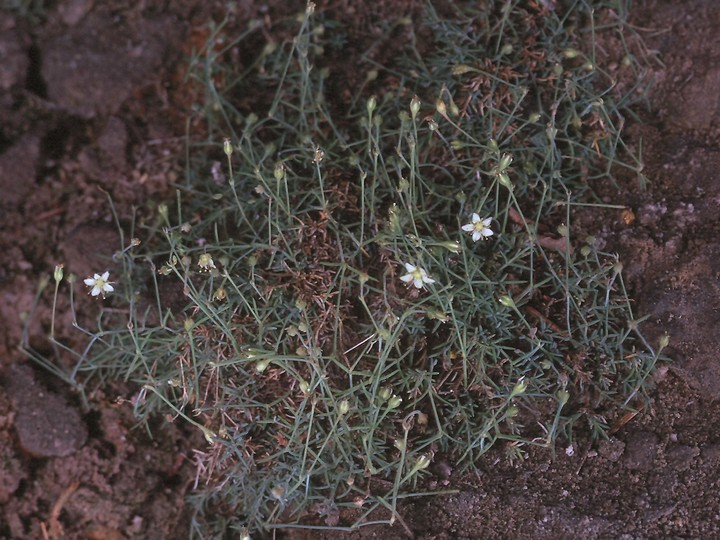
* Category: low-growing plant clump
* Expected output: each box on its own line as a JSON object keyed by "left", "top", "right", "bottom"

{"left": 25, "top": 1, "right": 665, "bottom": 537}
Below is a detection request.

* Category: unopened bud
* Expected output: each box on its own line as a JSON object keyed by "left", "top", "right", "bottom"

{"left": 274, "top": 162, "right": 285, "bottom": 181}
{"left": 412, "top": 454, "right": 431, "bottom": 473}
{"left": 158, "top": 204, "right": 169, "bottom": 223}
{"left": 410, "top": 95, "right": 421, "bottom": 119}
{"left": 498, "top": 153, "right": 513, "bottom": 172}
{"left": 213, "top": 287, "right": 226, "bottom": 301}
{"left": 367, "top": 96, "right": 377, "bottom": 116}
{"left": 452, "top": 64, "right": 474, "bottom": 75}
{"left": 440, "top": 240, "right": 461, "bottom": 254}
{"left": 498, "top": 172, "right": 513, "bottom": 190}
{"left": 387, "top": 395, "right": 403, "bottom": 410}
{"left": 271, "top": 485, "right": 285, "bottom": 500}
{"left": 223, "top": 138, "right": 233, "bottom": 157}
{"left": 255, "top": 359, "right": 271, "bottom": 372}
{"left": 54, "top": 264, "right": 64, "bottom": 283}
{"left": 510, "top": 377, "right": 527, "bottom": 397}
{"left": 435, "top": 98, "right": 447, "bottom": 116}
{"left": 498, "top": 295, "right": 516, "bottom": 308}
{"left": 427, "top": 307, "right": 449, "bottom": 323}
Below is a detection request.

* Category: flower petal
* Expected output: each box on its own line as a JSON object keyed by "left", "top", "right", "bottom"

{"left": 461, "top": 223, "right": 475, "bottom": 232}
{"left": 101, "top": 271, "right": 110, "bottom": 280}
{"left": 104, "top": 283, "right": 115, "bottom": 293}
{"left": 404, "top": 263, "right": 416, "bottom": 272}
{"left": 400, "top": 274, "right": 414, "bottom": 283}
{"left": 84, "top": 278, "right": 95, "bottom": 286}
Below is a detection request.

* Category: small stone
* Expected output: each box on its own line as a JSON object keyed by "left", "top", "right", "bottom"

{"left": 623, "top": 431, "right": 660, "bottom": 471}
{"left": 4, "top": 364, "right": 87, "bottom": 458}
{"left": 598, "top": 438, "right": 626, "bottom": 462}
{"left": 666, "top": 444, "right": 699, "bottom": 471}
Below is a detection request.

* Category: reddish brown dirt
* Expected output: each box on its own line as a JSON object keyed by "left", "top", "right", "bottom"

{"left": 1, "top": 0, "right": 719, "bottom": 538}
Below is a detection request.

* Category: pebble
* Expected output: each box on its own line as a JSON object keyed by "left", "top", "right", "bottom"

{"left": 3, "top": 364, "right": 87, "bottom": 458}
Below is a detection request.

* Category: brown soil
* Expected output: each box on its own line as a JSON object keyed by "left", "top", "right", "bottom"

{"left": 1, "top": 0, "right": 719, "bottom": 538}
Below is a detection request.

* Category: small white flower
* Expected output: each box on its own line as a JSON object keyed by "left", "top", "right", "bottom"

{"left": 462, "top": 213, "right": 494, "bottom": 242}
{"left": 400, "top": 263, "right": 435, "bottom": 289}
{"left": 83, "top": 271, "right": 114, "bottom": 298}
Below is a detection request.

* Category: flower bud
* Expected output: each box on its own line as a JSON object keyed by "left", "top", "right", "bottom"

{"left": 440, "top": 240, "right": 461, "bottom": 254}
{"left": 510, "top": 377, "right": 527, "bottom": 397}
{"left": 499, "top": 153, "right": 513, "bottom": 172}
{"left": 255, "top": 359, "right": 271, "bottom": 372}
{"left": 410, "top": 95, "right": 421, "bottom": 119}
{"left": 158, "top": 204, "right": 169, "bottom": 223}
{"left": 452, "top": 64, "right": 474, "bottom": 75}
{"left": 338, "top": 399, "right": 350, "bottom": 416}
{"left": 387, "top": 395, "right": 403, "bottom": 410}
{"left": 498, "top": 295, "right": 516, "bottom": 308}
{"left": 498, "top": 172, "right": 513, "bottom": 190}
{"left": 427, "top": 307, "right": 449, "bottom": 323}
{"left": 367, "top": 96, "right": 377, "bottom": 116}
{"left": 274, "top": 162, "right": 285, "bottom": 181}
{"left": 562, "top": 48, "right": 580, "bottom": 59}
{"left": 213, "top": 287, "right": 226, "bottom": 301}
{"left": 411, "top": 454, "right": 431, "bottom": 473}
{"left": 223, "top": 138, "right": 233, "bottom": 157}
{"left": 54, "top": 264, "right": 64, "bottom": 283}
{"left": 435, "top": 98, "right": 447, "bottom": 116}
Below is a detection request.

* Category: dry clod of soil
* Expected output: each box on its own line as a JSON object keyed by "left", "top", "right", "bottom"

{"left": 622, "top": 431, "right": 660, "bottom": 471}
{"left": 3, "top": 364, "right": 87, "bottom": 457}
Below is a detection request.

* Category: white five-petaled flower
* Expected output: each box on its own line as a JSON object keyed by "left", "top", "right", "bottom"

{"left": 400, "top": 263, "right": 435, "bottom": 289}
{"left": 462, "top": 213, "right": 494, "bottom": 242}
{"left": 84, "top": 271, "right": 114, "bottom": 298}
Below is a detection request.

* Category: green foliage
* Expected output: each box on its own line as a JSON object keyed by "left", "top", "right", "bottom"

{"left": 28, "top": 1, "right": 663, "bottom": 536}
